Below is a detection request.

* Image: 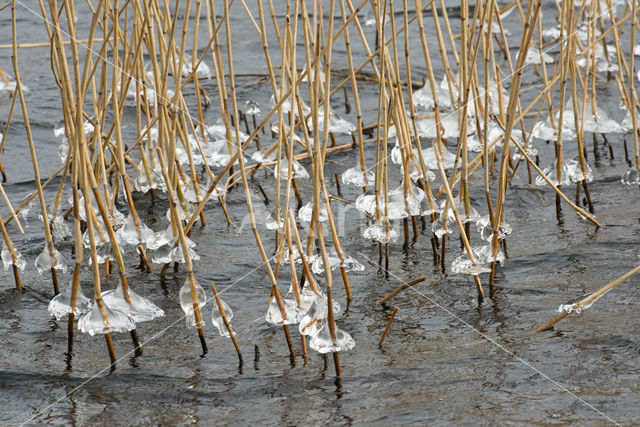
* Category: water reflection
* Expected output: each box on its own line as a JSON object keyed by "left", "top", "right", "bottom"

{"left": 254, "top": 344, "right": 260, "bottom": 371}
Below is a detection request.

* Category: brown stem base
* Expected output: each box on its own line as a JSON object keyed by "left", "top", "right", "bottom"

{"left": 12, "top": 263, "right": 22, "bottom": 291}
{"left": 130, "top": 329, "right": 143, "bottom": 356}
{"left": 283, "top": 325, "right": 295, "bottom": 356}
{"left": 51, "top": 266, "right": 60, "bottom": 296}
{"left": 340, "top": 266, "right": 352, "bottom": 302}
{"left": 198, "top": 326, "right": 208, "bottom": 354}
{"left": 105, "top": 333, "right": 116, "bottom": 368}
{"left": 332, "top": 352, "right": 342, "bottom": 377}
{"left": 440, "top": 235, "right": 447, "bottom": 273}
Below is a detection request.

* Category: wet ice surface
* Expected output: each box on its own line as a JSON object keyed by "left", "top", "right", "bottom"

{"left": 2, "top": 3, "right": 640, "bottom": 427}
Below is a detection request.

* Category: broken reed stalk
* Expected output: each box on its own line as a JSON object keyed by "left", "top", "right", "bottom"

{"left": 379, "top": 306, "right": 398, "bottom": 347}
{"left": 533, "top": 263, "right": 640, "bottom": 333}
{"left": 504, "top": 124, "right": 600, "bottom": 227}
{"left": 378, "top": 275, "right": 427, "bottom": 304}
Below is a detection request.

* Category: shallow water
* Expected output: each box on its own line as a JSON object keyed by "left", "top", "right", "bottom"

{"left": 1, "top": 2, "right": 640, "bottom": 425}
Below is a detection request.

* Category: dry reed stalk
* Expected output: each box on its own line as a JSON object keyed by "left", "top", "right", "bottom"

{"left": 257, "top": 0, "right": 280, "bottom": 97}
{"left": 552, "top": 0, "right": 572, "bottom": 221}
{"left": 288, "top": 210, "right": 320, "bottom": 294}
{"left": 0, "top": 64, "right": 11, "bottom": 85}
{"left": 299, "top": 5, "right": 354, "bottom": 300}
{"left": 220, "top": 0, "right": 294, "bottom": 357}
{"left": 67, "top": 0, "right": 145, "bottom": 352}
{"left": 280, "top": 11, "right": 303, "bottom": 282}
{"left": 480, "top": 0, "right": 525, "bottom": 228}
{"left": 0, "top": 211, "right": 22, "bottom": 291}
{"left": 271, "top": 16, "right": 294, "bottom": 241}
{"left": 0, "top": 38, "right": 108, "bottom": 51}
{"left": 339, "top": 0, "right": 368, "bottom": 193}
{"left": 359, "top": 2, "right": 382, "bottom": 251}
{"left": 510, "top": 12, "right": 551, "bottom": 183}
{"left": 173, "top": 111, "right": 207, "bottom": 228}
{"left": 207, "top": 1, "right": 236, "bottom": 178}
{"left": 0, "top": 181, "right": 24, "bottom": 234}
{"left": 77, "top": 130, "right": 117, "bottom": 364}
{"left": 181, "top": 4, "right": 363, "bottom": 231}
{"left": 379, "top": 306, "right": 398, "bottom": 347}
{"left": 69, "top": 168, "right": 83, "bottom": 340}
{"left": 485, "top": 0, "right": 530, "bottom": 174}
{"left": 12, "top": 6, "right": 59, "bottom": 295}
{"left": 569, "top": 49, "right": 595, "bottom": 214}
{"left": 533, "top": 263, "right": 640, "bottom": 332}
{"left": 628, "top": 0, "right": 640, "bottom": 179}
{"left": 0, "top": 69, "right": 18, "bottom": 174}
{"left": 429, "top": 0, "right": 458, "bottom": 108}
{"left": 481, "top": 0, "right": 496, "bottom": 227}
{"left": 285, "top": 219, "right": 301, "bottom": 305}
{"left": 210, "top": 281, "right": 243, "bottom": 363}
{"left": 156, "top": 146, "right": 208, "bottom": 353}
{"left": 402, "top": 2, "right": 438, "bottom": 224}
{"left": 378, "top": 7, "right": 392, "bottom": 268}
{"left": 378, "top": 275, "right": 427, "bottom": 304}
{"left": 491, "top": 0, "right": 542, "bottom": 288}
{"left": 458, "top": 0, "right": 472, "bottom": 241}
{"left": 122, "top": 178, "right": 152, "bottom": 271}
{"left": 308, "top": 0, "right": 343, "bottom": 376}
{"left": 321, "top": 183, "right": 354, "bottom": 301}
{"left": 3, "top": 0, "right": 637, "bottom": 378}
{"left": 414, "top": 0, "right": 484, "bottom": 300}
{"left": 321, "top": 0, "right": 439, "bottom": 111}
{"left": 270, "top": 47, "right": 292, "bottom": 268}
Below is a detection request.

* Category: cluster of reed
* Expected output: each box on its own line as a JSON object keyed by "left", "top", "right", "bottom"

{"left": 1, "top": 0, "right": 640, "bottom": 377}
